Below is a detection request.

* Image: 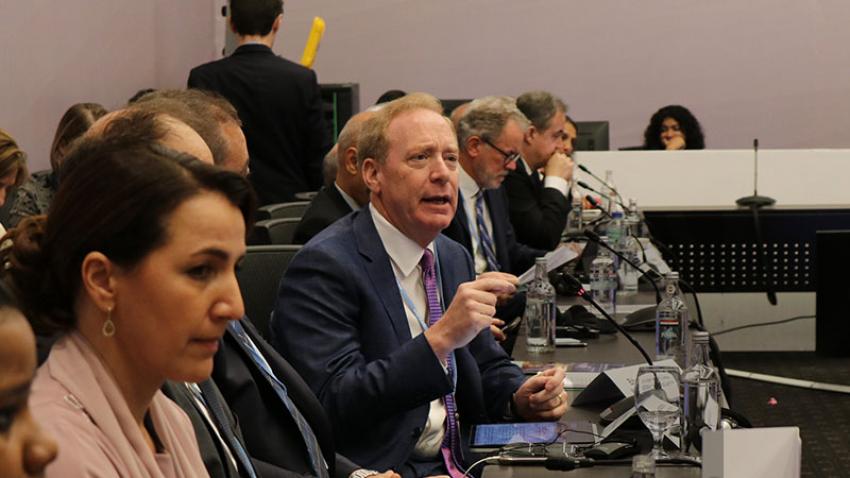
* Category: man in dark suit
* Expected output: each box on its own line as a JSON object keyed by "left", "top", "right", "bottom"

{"left": 272, "top": 94, "right": 567, "bottom": 477}
{"left": 502, "top": 91, "right": 573, "bottom": 250}
{"left": 293, "top": 110, "right": 374, "bottom": 244}
{"left": 187, "top": 0, "right": 331, "bottom": 204}
{"left": 442, "top": 97, "right": 547, "bottom": 346}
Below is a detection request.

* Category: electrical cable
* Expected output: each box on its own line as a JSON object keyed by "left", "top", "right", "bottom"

{"left": 711, "top": 315, "right": 814, "bottom": 336}
{"left": 461, "top": 456, "right": 500, "bottom": 478}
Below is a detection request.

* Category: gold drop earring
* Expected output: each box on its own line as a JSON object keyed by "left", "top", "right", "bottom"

{"left": 102, "top": 306, "right": 115, "bottom": 337}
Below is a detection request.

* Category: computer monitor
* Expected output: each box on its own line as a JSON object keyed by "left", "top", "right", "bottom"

{"left": 574, "top": 121, "right": 610, "bottom": 151}
{"left": 439, "top": 99, "right": 472, "bottom": 116}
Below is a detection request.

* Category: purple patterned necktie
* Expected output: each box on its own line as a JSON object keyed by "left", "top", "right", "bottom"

{"left": 420, "top": 249, "right": 465, "bottom": 478}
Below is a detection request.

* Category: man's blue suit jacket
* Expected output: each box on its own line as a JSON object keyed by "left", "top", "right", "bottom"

{"left": 270, "top": 209, "right": 526, "bottom": 474}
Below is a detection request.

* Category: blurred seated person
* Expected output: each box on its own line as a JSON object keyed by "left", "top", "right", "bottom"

{"left": 505, "top": 91, "right": 572, "bottom": 250}
{"left": 0, "top": 283, "right": 58, "bottom": 477}
{"left": 9, "top": 103, "right": 107, "bottom": 227}
{"left": 642, "top": 104, "right": 705, "bottom": 150}
{"left": 273, "top": 93, "right": 566, "bottom": 477}
{"left": 1, "top": 130, "right": 255, "bottom": 476}
{"left": 0, "top": 129, "right": 30, "bottom": 234}
{"left": 293, "top": 110, "right": 374, "bottom": 244}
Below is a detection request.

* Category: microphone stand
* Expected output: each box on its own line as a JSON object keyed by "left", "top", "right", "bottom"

{"left": 735, "top": 139, "right": 778, "bottom": 306}
{"left": 558, "top": 272, "right": 654, "bottom": 365}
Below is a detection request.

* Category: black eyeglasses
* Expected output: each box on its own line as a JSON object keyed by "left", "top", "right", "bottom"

{"left": 481, "top": 137, "right": 521, "bottom": 166}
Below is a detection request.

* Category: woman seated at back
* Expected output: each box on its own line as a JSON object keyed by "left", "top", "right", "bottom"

{"left": 1, "top": 136, "right": 255, "bottom": 476}
{"left": 8, "top": 103, "right": 108, "bottom": 226}
{"left": 0, "top": 129, "right": 30, "bottom": 234}
{"left": 642, "top": 104, "right": 705, "bottom": 150}
{"left": 0, "top": 283, "right": 57, "bottom": 478}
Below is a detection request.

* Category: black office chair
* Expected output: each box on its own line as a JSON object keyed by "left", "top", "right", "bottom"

{"left": 248, "top": 218, "right": 301, "bottom": 245}
{"left": 255, "top": 201, "right": 310, "bottom": 221}
{"left": 236, "top": 244, "right": 302, "bottom": 340}
{"left": 294, "top": 191, "right": 318, "bottom": 201}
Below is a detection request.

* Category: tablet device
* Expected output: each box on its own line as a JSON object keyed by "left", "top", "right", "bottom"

{"left": 470, "top": 421, "right": 599, "bottom": 449}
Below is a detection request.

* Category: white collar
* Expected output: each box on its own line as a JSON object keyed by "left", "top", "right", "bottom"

{"left": 334, "top": 182, "right": 360, "bottom": 211}
{"left": 458, "top": 164, "right": 483, "bottom": 204}
{"left": 369, "top": 203, "right": 435, "bottom": 277}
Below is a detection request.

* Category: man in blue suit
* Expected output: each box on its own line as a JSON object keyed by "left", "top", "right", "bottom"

{"left": 272, "top": 93, "right": 566, "bottom": 477}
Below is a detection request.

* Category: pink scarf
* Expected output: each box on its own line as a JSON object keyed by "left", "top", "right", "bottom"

{"left": 31, "top": 332, "right": 208, "bottom": 478}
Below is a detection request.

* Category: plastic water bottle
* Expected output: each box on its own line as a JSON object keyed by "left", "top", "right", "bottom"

{"left": 589, "top": 236, "right": 617, "bottom": 316}
{"left": 608, "top": 210, "right": 625, "bottom": 248}
{"left": 602, "top": 170, "right": 617, "bottom": 214}
{"left": 681, "top": 331, "right": 722, "bottom": 456}
{"left": 618, "top": 219, "right": 642, "bottom": 292}
{"left": 655, "top": 272, "right": 690, "bottom": 365}
{"left": 566, "top": 181, "right": 584, "bottom": 234}
{"left": 525, "top": 257, "right": 556, "bottom": 353}
{"left": 626, "top": 198, "right": 647, "bottom": 238}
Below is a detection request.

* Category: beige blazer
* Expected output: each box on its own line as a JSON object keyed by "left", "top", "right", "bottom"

{"left": 30, "top": 332, "right": 208, "bottom": 478}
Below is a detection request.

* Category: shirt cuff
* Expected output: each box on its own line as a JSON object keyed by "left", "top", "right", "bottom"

{"left": 544, "top": 176, "right": 569, "bottom": 197}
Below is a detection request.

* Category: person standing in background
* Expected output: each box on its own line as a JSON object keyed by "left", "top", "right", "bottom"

{"left": 188, "top": 0, "right": 332, "bottom": 205}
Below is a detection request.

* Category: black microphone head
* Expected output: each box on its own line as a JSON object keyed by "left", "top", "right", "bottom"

{"left": 577, "top": 164, "right": 590, "bottom": 173}
{"left": 584, "top": 229, "right": 601, "bottom": 242}
{"left": 584, "top": 194, "right": 599, "bottom": 207}
{"left": 576, "top": 180, "right": 592, "bottom": 190}
{"left": 754, "top": 138, "right": 759, "bottom": 149}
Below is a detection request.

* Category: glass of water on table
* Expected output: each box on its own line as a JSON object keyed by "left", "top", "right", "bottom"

{"left": 634, "top": 365, "right": 681, "bottom": 459}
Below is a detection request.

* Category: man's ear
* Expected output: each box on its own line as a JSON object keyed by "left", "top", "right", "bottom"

{"left": 361, "top": 157, "right": 381, "bottom": 195}
{"left": 271, "top": 13, "right": 283, "bottom": 34}
{"left": 343, "top": 147, "right": 359, "bottom": 175}
{"left": 80, "top": 252, "right": 118, "bottom": 314}
{"left": 465, "top": 136, "right": 482, "bottom": 159}
{"left": 524, "top": 126, "right": 537, "bottom": 146}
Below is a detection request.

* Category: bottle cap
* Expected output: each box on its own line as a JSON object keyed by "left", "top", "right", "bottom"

{"left": 692, "top": 331, "right": 710, "bottom": 343}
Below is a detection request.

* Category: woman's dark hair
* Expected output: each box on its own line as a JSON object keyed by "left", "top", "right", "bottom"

{"left": 642, "top": 104, "right": 705, "bottom": 150}
{"left": 1, "top": 132, "right": 256, "bottom": 334}
{"left": 50, "top": 102, "right": 108, "bottom": 171}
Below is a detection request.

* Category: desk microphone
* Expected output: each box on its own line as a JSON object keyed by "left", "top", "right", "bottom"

{"left": 577, "top": 164, "right": 625, "bottom": 204}
{"left": 576, "top": 181, "right": 632, "bottom": 213}
{"left": 557, "top": 272, "right": 654, "bottom": 365}
{"left": 585, "top": 195, "right": 612, "bottom": 218}
{"left": 584, "top": 230, "right": 661, "bottom": 305}
{"left": 587, "top": 230, "right": 706, "bottom": 328}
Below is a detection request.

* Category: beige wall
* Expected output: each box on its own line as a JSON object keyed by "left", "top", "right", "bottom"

{"left": 275, "top": 0, "right": 850, "bottom": 151}
{"left": 0, "top": 0, "right": 218, "bottom": 171}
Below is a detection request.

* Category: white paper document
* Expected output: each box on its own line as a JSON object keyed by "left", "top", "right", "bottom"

{"left": 518, "top": 244, "right": 583, "bottom": 285}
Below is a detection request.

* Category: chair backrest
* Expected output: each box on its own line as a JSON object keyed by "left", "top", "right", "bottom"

{"left": 294, "top": 191, "right": 318, "bottom": 201}
{"left": 256, "top": 201, "right": 311, "bottom": 220}
{"left": 249, "top": 218, "right": 301, "bottom": 245}
{"left": 236, "top": 244, "right": 302, "bottom": 340}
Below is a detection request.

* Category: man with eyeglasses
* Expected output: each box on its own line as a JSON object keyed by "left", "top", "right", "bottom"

{"left": 503, "top": 91, "right": 573, "bottom": 250}
{"left": 443, "top": 96, "right": 546, "bottom": 346}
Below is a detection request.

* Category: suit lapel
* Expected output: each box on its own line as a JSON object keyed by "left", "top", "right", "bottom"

{"left": 452, "top": 195, "right": 473, "bottom": 249}
{"left": 353, "top": 211, "right": 412, "bottom": 344}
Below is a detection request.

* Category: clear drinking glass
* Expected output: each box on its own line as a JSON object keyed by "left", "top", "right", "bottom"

{"left": 634, "top": 365, "right": 681, "bottom": 459}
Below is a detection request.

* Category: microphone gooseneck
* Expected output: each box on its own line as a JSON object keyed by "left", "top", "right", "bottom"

{"left": 558, "top": 272, "right": 653, "bottom": 365}
{"left": 584, "top": 230, "right": 662, "bottom": 304}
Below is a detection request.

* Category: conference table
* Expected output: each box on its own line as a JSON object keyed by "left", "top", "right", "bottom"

{"left": 481, "top": 292, "right": 701, "bottom": 478}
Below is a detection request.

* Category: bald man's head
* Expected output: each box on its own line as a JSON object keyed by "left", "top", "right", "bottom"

{"left": 335, "top": 110, "right": 375, "bottom": 206}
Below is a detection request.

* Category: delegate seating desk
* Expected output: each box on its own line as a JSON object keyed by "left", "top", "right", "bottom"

{"left": 482, "top": 293, "right": 700, "bottom": 478}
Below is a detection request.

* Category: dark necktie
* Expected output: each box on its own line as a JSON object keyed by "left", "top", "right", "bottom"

{"left": 228, "top": 321, "right": 329, "bottom": 478}
{"left": 474, "top": 192, "right": 500, "bottom": 272}
{"left": 420, "top": 249, "right": 465, "bottom": 478}
{"left": 192, "top": 381, "right": 259, "bottom": 478}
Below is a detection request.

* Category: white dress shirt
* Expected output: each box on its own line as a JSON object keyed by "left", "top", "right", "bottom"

{"left": 458, "top": 166, "right": 494, "bottom": 275}
{"left": 369, "top": 204, "right": 447, "bottom": 458}
{"left": 517, "top": 157, "right": 569, "bottom": 198}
